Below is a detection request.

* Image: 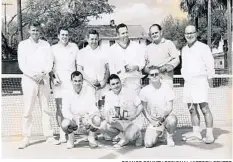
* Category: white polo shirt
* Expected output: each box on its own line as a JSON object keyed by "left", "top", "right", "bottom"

{"left": 62, "top": 84, "right": 98, "bottom": 120}
{"left": 108, "top": 41, "right": 146, "bottom": 80}
{"left": 139, "top": 83, "right": 174, "bottom": 118}
{"left": 52, "top": 42, "right": 78, "bottom": 73}
{"left": 18, "top": 38, "right": 53, "bottom": 77}
{"left": 145, "top": 38, "right": 180, "bottom": 80}
{"left": 104, "top": 88, "right": 141, "bottom": 117}
{"left": 181, "top": 41, "right": 215, "bottom": 81}
{"left": 76, "top": 45, "right": 108, "bottom": 81}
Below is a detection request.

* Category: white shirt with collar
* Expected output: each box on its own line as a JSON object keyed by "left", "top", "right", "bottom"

{"left": 18, "top": 38, "right": 53, "bottom": 77}
{"left": 139, "top": 82, "right": 174, "bottom": 118}
{"left": 62, "top": 83, "right": 98, "bottom": 120}
{"left": 76, "top": 45, "right": 109, "bottom": 81}
{"left": 108, "top": 41, "right": 146, "bottom": 80}
{"left": 145, "top": 38, "right": 180, "bottom": 80}
{"left": 181, "top": 41, "right": 215, "bottom": 81}
{"left": 104, "top": 88, "right": 141, "bottom": 118}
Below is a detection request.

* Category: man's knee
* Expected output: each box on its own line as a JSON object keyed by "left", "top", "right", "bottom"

{"left": 124, "top": 125, "right": 140, "bottom": 141}
{"left": 199, "top": 102, "right": 211, "bottom": 114}
{"left": 188, "top": 104, "right": 198, "bottom": 114}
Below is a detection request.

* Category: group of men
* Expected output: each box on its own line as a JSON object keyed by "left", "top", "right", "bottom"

{"left": 17, "top": 20, "right": 215, "bottom": 150}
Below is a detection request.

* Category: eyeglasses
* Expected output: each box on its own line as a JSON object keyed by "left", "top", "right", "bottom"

{"left": 185, "top": 32, "right": 196, "bottom": 35}
{"left": 149, "top": 73, "right": 159, "bottom": 77}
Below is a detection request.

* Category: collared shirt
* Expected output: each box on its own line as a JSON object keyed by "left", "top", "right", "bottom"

{"left": 76, "top": 45, "right": 109, "bottom": 81}
{"left": 52, "top": 42, "right": 79, "bottom": 73}
{"left": 108, "top": 41, "right": 146, "bottom": 80}
{"left": 104, "top": 88, "right": 141, "bottom": 117}
{"left": 18, "top": 38, "right": 53, "bottom": 77}
{"left": 181, "top": 41, "right": 215, "bottom": 81}
{"left": 139, "top": 82, "right": 174, "bottom": 118}
{"left": 145, "top": 38, "right": 180, "bottom": 80}
{"left": 62, "top": 83, "right": 98, "bottom": 120}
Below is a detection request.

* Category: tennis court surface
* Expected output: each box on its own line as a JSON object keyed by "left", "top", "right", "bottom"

{"left": 1, "top": 74, "right": 232, "bottom": 159}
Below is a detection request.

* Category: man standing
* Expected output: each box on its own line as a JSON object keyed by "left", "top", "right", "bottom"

{"left": 139, "top": 66, "right": 177, "bottom": 147}
{"left": 144, "top": 24, "right": 180, "bottom": 88}
{"left": 61, "top": 71, "right": 100, "bottom": 149}
{"left": 181, "top": 25, "right": 215, "bottom": 144}
{"left": 76, "top": 29, "right": 110, "bottom": 101}
{"left": 100, "top": 74, "right": 144, "bottom": 148}
{"left": 108, "top": 23, "right": 145, "bottom": 94}
{"left": 51, "top": 27, "right": 79, "bottom": 143}
{"left": 18, "top": 21, "right": 59, "bottom": 149}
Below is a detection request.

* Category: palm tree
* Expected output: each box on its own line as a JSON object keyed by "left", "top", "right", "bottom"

{"left": 17, "top": 0, "right": 23, "bottom": 41}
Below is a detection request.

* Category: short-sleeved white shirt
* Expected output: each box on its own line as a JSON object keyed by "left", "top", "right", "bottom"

{"left": 76, "top": 46, "right": 108, "bottom": 81}
{"left": 104, "top": 88, "right": 141, "bottom": 117}
{"left": 139, "top": 83, "right": 174, "bottom": 118}
{"left": 108, "top": 41, "right": 145, "bottom": 80}
{"left": 52, "top": 42, "right": 78, "bottom": 73}
{"left": 62, "top": 84, "right": 98, "bottom": 120}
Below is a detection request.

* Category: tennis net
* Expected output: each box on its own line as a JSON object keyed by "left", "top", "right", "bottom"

{"left": 1, "top": 74, "right": 232, "bottom": 136}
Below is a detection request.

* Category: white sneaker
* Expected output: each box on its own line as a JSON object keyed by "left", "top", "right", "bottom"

{"left": 135, "top": 131, "right": 143, "bottom": 147}
{"left": 67, "top": 133, "right": 75, "bottom": 149}
{"left": 182, "top": 132, "right": 202, "bottom": 142}
{"left": 167, "top": 134, "right": 175, "bottom": 147}
{"left": 46, "top": 137, "right": 60, "bottom": 145}
{"left": 18, "top": 137, "right": 29, "bottom": 149}
{"left": 203, "top": 136, "right": 215, "bottom": 144}
{"left": 59, "top": 128, "right": 67, "bottom": 143}
{"left": 88, "top": 135, "right": 98, "bottom": 148}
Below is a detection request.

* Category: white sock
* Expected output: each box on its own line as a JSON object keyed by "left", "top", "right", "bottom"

{"left": 166, "top": 132, "right": 173, "bottom": 138}
{"left": 193, "top": 126, "right": 200, "bottom": 133}
{"left": 206, "top": 128, "right": 214, "bottom": 137}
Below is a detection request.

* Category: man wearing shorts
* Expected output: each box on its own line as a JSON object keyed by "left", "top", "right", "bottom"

{"left": 100, "top": 74, "right": 144, "bottom": 148}
{"left": 18, "top": 21, "right": 59, "bottom": 149}
{"left": 51, "top": 27, "right": 79, "bottom": 143}
{"left": 144, "top": 24, "right": 180, "bottom": 88}
{"left": 61, "top": 71, "right": 100, "bottom": 149}
{"left": 139, "top": 66, "right": 177, "bottom": 147}
{"left": 181, "top": 25, "right": 215, "bottom": 144}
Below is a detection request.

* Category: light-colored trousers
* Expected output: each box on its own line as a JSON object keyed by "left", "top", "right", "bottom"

{"left": 21, "top": 75, "right": 54, "bottom": 137}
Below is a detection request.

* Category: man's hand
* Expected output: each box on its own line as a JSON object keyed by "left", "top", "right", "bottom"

{"left": 125, "top": 65, "right": 139, "bottom": 72}
{"left": 208, "top": 78, "right": 214, "bottom": 88}
{"left": 159, "top": 65, "right": 167, "bottom": 73}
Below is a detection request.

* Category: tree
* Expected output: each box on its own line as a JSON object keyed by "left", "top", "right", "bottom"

{"left": 3, "top": 0, "right": 114, "bottom": 59}
{"left": 162, "top": 15, "right": 188, "bottom": 50}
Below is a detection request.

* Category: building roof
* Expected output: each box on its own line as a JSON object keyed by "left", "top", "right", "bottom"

{"left": 86, "top": 25, "right": 147, "bottom": 39}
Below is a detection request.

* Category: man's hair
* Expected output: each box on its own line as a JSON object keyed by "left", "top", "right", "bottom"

{"left": 87, "top": 29, "right": 99, "bottom": 38}
{"left": 148, "top": 66, "right": 161, "bottom": 73}
{"left": 108, "top": 74, "right": 120, "bottom": 84}
{"left": 149, "top": 23, "right": 162, "bottom": 33}
{"left": 28, "top": 21, "right": 41, "bottom": 28}
{"left": 116, "top": 23, "right": 128, "bottom": 34}
{"left": 71, "top": 71, "right": 83, "bottom": 80}
{"left": 57, "top": 27, "right": 69, "bottom": 35}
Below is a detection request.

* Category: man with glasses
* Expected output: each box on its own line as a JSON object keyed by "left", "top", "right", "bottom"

{"left": 100, "top": 74, "right": 144, "bottom": 148}
{"left": 144, "top": 24, "right": 180, "bottom": 88}
{"left": 181, "top": 25, "right": 215, "bottom": 144}
{"left": 139, "top": 66, "right": 177, "bottom": 147}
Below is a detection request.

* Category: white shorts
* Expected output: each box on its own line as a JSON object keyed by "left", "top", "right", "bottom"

{"left": 183, "top": 77, "right": 209, "bottom": 103}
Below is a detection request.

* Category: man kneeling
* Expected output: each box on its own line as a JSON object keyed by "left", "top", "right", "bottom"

{"left": 100, "top": 74, "right": 144, "bottom": 148}
{"left": 61, "top": 71, "right": 101, "bottom": 149}
{"left": 139, "top": 66, "right": 178, "bottom": 147}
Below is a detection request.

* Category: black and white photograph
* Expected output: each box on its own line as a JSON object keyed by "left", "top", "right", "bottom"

{"left": 1, "top": 0, "right": 232, "bottom": 159}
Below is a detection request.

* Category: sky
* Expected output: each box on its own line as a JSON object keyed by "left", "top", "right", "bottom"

{"left": 2, "top": 0, "right": 187, "bottom": 32}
